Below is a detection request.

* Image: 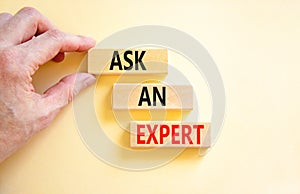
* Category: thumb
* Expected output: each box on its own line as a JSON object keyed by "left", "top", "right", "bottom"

{"left": 41, "top": 73, "right": 96, "bottom": 122}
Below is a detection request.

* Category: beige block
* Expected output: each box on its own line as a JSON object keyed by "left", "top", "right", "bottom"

{"left": 112, "top": 83, "right": 193, "bottom": 110}
{"left": 88, "top": 49, "right": 168, "bottom": 74}
{"left": 130, "top": 121, "right": 210, "bottom": 147}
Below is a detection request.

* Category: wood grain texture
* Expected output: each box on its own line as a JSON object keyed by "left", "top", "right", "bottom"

{"left": 112, "top": 83, "right": 193, "bottom": 110}
{"left": 130, "top": 121, "right": 210, "bottom": 147}
{"left": 88, "top": 49, "right": 168, "bottom": 74}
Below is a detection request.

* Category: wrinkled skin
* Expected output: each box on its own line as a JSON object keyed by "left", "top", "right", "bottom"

{"left": 0, "top": 7, "right": 96, "bottom": 162}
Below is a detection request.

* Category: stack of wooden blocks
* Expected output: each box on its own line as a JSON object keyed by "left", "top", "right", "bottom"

{"left": 88, "top": 49, "right": 210, "bottom": 148}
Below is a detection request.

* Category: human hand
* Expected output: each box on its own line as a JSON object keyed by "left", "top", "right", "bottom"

{"left": 0, "top": 7, "right": 96, "bottom": 162}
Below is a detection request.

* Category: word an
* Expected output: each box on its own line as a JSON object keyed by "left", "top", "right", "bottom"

{"left": 138, "top": 86, "right": 166, "bottom": 106}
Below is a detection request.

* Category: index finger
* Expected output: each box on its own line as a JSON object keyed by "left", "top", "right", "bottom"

{"left": 18, "top": 29, "right": 95, "bottom": 74}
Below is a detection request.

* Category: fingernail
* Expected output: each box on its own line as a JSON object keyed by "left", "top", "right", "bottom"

{"left": 81, "top": 73, "right": 96, "bottom": 86}
{"left": 85, "top": 36, "right": 96, "bottom": 45}
{"left": 72, "top": 73, "right": 96, "bottom": 97}
{"left": 85, "top": 74, "right": 96, "bottom": 86}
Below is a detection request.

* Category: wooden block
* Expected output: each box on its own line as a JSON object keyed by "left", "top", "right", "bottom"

{"left": 88, "top": 49, "right": 168, "bottom": 74}
{"left": 130, "top": 121, "right": 210, "bottom": 147}
{"left": 112, "top": 83, "right": 193, "bottom": 110}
